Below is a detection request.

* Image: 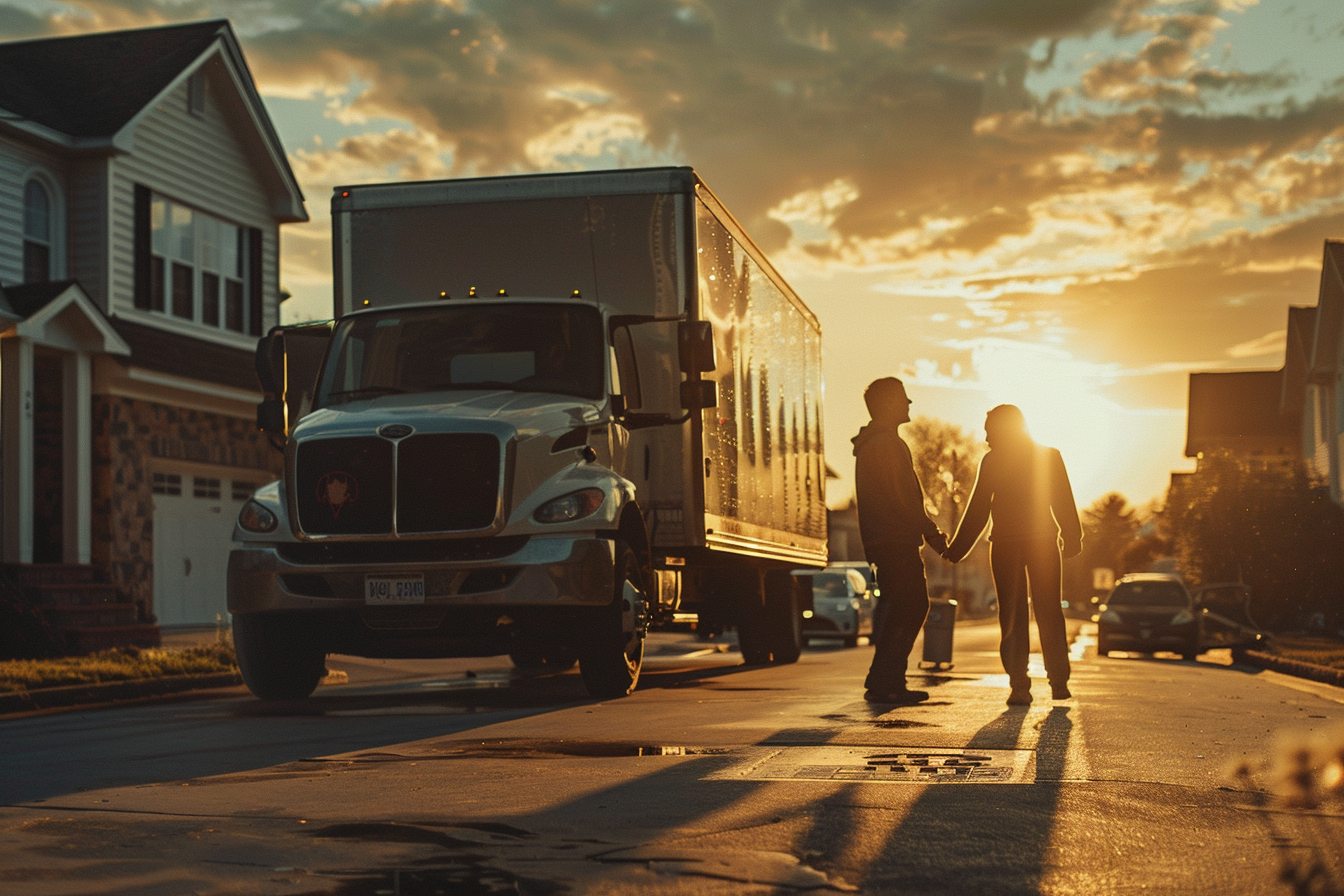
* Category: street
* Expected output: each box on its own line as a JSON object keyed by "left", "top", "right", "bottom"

{"left": 2, "top": 620, "right": 1342, "bottom": 895}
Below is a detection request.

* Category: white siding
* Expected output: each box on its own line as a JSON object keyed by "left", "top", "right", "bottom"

{"left": 0, "top": 137, "right": 70, "bottom": 287}
{"left": 108, "top": 57, "right": 281, "bottom": 341}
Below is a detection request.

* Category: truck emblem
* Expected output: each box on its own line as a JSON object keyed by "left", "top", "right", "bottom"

{"left": 378, "top": 423, "right": 414, "bottom": 439}
{"left": 316, "top": 472, "right": 359, "bottom": 518}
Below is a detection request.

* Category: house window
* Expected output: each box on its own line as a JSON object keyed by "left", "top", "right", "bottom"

{"left": 23, "top": 179, "right": 52, "bottom": 283}
{"left": 144, "top": 193, "right": 253, "bottom": 333}
{"left": 193, "top": 477, "right": 221, "bottom": 499}
{"left": 152, "top": 472, "right": 182, "bottom": 496}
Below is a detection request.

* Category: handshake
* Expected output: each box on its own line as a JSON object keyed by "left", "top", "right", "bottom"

{"left": 927, "top": 530, "right": 959, "bottom": 563}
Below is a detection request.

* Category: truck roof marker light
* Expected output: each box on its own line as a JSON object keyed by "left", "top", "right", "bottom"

{"left": 497, "top": 288, "right": 509, "bottom": 297}
{"left": 439, "top": 291, "right": 449, "bottom": 300}
{"left": 341, "top": 190, "right": 349, "bottom": 197}
{"left": 362, "top": 299, "right": 370, "bottom": 306}
{"left": 571, "top": 289, "right": 582, "bottom": 298}
{"left": 469, "top": 286, "right": 478, "bottom": 297}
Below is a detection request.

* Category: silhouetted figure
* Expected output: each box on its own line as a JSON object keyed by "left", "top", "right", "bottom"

{"left": 943, "top": 404, "right": 1082, "bottom": 706}
{"left": 852, "top": 377, "right": 948, "bottom": 705}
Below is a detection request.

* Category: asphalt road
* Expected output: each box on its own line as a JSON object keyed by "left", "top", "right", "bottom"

{"left": 2, "top": 619, "right": 1342, "bottom": 895}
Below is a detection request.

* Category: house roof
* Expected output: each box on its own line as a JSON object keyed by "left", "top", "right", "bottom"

{"left": 1309, "top": 240, "right": 1344, "bottom": 380}
{"left": 111, "top": 319, "right": 260, "bottom": 393}
{"left": 0, "top": 19, "right": 305, "bottom": 221}
{"left": 0, "top": 20, "right": 225, "bottom": 139}
{"left": 2, "top": 280, "right": 83, "bottom": 317}
{"left": 1185, "top": 369, "right": 1300, "bottom": 458}
{"left": 1281, "top": 305, "right": 1317, "bottom": 415}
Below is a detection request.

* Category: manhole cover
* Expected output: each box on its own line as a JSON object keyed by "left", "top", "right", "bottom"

{"left": 709, "top": 746, "right": 1034, "bottom": 784}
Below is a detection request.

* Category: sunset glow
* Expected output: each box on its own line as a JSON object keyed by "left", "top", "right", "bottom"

{"left": 10, "top": 0, "right": 1341, "bottom": 511}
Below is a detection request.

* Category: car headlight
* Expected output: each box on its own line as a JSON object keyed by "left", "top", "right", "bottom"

{"left": 1099, "top": 610, "right": 1122, "bottom": 624}
{"left": 238, "top": 499, "right": 278, "bottom": 533}
{"left": 1170, "top": 610, "right": 1194, "bottom": 626}
{"left": 534, "top": 488, "right": 606, "bottom": 524}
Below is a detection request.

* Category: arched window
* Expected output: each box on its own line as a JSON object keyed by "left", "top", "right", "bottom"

{"left": 23, "top": 179, "right": 52, "bottom": 284}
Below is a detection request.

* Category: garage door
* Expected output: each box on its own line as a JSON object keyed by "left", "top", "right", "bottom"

{"left": 152, "top": 471, "right": 264, "bottom": 627}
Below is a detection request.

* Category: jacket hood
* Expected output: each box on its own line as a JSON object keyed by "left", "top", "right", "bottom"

{"left": 852, "top": 420, "right": 899, "bottom": 455}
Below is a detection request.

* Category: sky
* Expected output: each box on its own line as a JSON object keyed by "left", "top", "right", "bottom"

{"left": 7, "top": 0, "right": 1344, "bottom": 512}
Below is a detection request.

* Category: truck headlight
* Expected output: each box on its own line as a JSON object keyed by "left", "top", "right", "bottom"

{"left": 534, "top": 488, "right": 606, "bottom": 524}
{"left": 238, "top": 500, "right": 278, "bottom": 533}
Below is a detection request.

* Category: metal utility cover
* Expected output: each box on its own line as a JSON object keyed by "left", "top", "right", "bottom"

{"left": 709, "top": 747, "right": 1035, "bottom": 784}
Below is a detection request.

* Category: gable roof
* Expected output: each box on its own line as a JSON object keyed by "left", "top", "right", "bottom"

{"left": 1281, "top": 305, "right": 1317, "bottom": 415}
{"left": 1309, "top": 240, "right": 1344, "bottom": 380}
{"left": 0, "top": 20, "right": 224, "bottom": 140}
{"left": 0, "top": 19, "right": 305, "bottom": 221}
{"left": 1185, "top": 369, "right": 1299, "bottom": 458}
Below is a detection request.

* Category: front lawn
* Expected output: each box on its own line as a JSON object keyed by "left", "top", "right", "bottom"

{"left": 0, "top": 643, "right": 237, "bottom": 693}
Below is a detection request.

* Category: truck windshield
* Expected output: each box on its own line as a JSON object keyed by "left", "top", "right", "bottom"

{"left": 316, "top": 303, "right": 606, "bottom": 406}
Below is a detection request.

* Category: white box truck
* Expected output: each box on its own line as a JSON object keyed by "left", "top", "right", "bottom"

{"left": 228, "top": 167, "right": 826, "bottom": 699}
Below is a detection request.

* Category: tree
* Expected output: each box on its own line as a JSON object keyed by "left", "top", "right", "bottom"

{"left": 1064, "top": 492, "right": 1142, "bottom": 605}
{"left": 905, "top": 416, "right": 983, "bottom": 533}
{"left": 1165, "top": 451, "right": 1344, "bottom": 631}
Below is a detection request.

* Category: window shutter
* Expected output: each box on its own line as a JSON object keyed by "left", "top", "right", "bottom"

{"left": 133, "top": 185, "right": 152, "bottom": 309}
{"left": 248, "top": 227, "right": 264, "bottom": 336}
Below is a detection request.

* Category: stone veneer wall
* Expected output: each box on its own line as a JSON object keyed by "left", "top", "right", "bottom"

{"left": 91, "top": 395, "right": 283, "bottom": 618}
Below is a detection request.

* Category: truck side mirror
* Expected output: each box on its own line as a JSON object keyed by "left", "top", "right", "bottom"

{"left": 610, "top": 393, "right": 627, "bottom": 416}
{"left": 257, "top": 397, "right": 286, "bottom": 435}
{"left": 680, "top": 379, "right": 717, "bottom": 411}
{"left": 255, "top": 330, "right": 284, "bottom": 397}
{"left": 678, "top": 320, "right": 716, "bottom": 373}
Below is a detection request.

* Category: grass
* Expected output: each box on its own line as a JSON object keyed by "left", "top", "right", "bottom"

{"left": 0, "top": 643, "right": 237, "bottom": 693}
{"left": 1259, "top": 634, "right": 1344, "bottom": 671}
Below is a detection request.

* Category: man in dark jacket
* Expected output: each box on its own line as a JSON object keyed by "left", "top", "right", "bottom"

{"left": 853, "top": 377, "right": 947, "bottom": 704}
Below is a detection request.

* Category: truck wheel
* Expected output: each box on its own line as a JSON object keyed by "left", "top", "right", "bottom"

{"left": 738, "top": 570, "right": 803, "bottom": 665}
{"left": 579, "top": 542, "right": 647, "bottom": 699}
{"left": 233, "top": 613, "right": 327, "bottom": 700}
{"left": 509, "top": 646, "right": 578, "bottom": 672}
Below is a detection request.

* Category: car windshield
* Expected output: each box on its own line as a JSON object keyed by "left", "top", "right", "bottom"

{"left": 812, "top": 574, "right": 849, "bottom": 597}
{"left": 316, "top": 303, "right": 606, "bottom": 406}
{"left": 1108, "top": 581, "right": 1188, "bottom": 607}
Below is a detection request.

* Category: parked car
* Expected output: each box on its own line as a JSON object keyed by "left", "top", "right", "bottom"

{"left": 1097, "top": 573, "right": 1265, "bottom": 660}
{"left": 1097, "top": 573, "right": 1199, "bottom": 659}
{"left": 796, "top": 566, "right": 875, "bottom": 647}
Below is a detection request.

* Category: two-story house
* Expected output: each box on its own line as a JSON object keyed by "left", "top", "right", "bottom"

{"left": 0, "top": 20, "right": 305, "bottom": 645}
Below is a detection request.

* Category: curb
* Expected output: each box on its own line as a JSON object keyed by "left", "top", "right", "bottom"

{"left": 1240, "top": 650, "right": 1344, "bottom": 688}
{"left": 0, "top": 671, "right": 243, "bottom": 715}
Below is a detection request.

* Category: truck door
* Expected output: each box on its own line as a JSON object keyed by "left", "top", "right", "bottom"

{"left": 255, "top": 321, "right": 334, "bottom": 439}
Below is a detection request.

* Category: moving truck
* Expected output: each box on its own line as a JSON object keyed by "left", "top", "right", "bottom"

{"left": 228, "top": 167, "right": 827, "bottom": 699}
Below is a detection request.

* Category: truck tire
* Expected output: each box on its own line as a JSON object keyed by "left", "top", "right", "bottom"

{"left": 738, "top": 570, "right": 803, "bottom": 665}
{"left": 579, "top": 542, "right": 647, "bottom": 699}
{"left": 233, "top": 613, "right": 327, "bottom": 700}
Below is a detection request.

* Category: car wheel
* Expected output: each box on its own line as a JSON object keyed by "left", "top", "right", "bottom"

{"left": 842, "top": 635, "right": 859, "bottom": 648}
{"left": 1096, "top": 637, "right": 1109, "bottom": 658}
{"left": 234, "top": 612, "right": 326, "bottom": 701}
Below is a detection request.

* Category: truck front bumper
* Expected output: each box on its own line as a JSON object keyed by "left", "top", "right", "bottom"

{"left": 228, "top": 535, "right": 616, "bottom": 615}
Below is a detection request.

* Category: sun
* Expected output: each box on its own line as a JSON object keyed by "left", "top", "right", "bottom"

{"left": 970, "top": 341, "right": 1118, "bottom": 502}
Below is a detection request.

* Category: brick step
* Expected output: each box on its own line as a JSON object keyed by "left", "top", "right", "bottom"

{"left": 61, "top": 624, "right": 162, "bottom": 654}
{"left": 42, "top": 603, "right": 140, "bottom": 629}
{"left": 1, "top": 563, "right": 96, "bottom": 587}
{"left": 26, "top": 582, "right": 121, "bottom": 607}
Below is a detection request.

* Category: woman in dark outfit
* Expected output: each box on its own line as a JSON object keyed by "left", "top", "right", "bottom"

{"left": 943, "top": 405, "right": 1083, "bottom": 706}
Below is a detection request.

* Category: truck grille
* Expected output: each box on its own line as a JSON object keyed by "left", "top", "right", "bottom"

{"left": 296, "top": 433, "right": 501, "bottom": 536}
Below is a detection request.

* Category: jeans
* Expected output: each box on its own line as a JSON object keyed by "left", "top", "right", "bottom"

{"left": 990, "top": 538, "right": 1070, "bottom": 690}
{"left": 864, "top": 544, "right": 930, "bottom": 693}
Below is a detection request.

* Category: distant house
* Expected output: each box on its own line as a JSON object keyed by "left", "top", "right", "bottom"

{"left": 1181, "top": 240, "right": 1344, "bottom": 506}
{"left": 0, "top": 20, "right": 305, "bottom": 645}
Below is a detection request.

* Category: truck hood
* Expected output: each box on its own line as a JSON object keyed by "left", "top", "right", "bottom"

{"left": 292, "top": 390, "right": 603, "bottom": 441}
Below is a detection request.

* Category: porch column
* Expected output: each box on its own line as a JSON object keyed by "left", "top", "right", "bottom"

{"left": 63, "top": 350, "right": 92, "bottom": 564}
{"left": 1, "top": 337, "right": 34, "bottom": 563}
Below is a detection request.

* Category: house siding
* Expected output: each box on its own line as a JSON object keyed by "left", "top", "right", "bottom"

{"left": 91, "top": 394, "right": 282, "bottom": 615}
{"left": 108, "top": 58, "right": 280, "bottom": 339}
{"left": 0, "top": 137, "right": 70, "bottom": 286}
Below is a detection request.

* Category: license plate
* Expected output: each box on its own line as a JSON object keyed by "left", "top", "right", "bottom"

{"left": 365, "top": 574, "right": 425, "bottom": 604}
